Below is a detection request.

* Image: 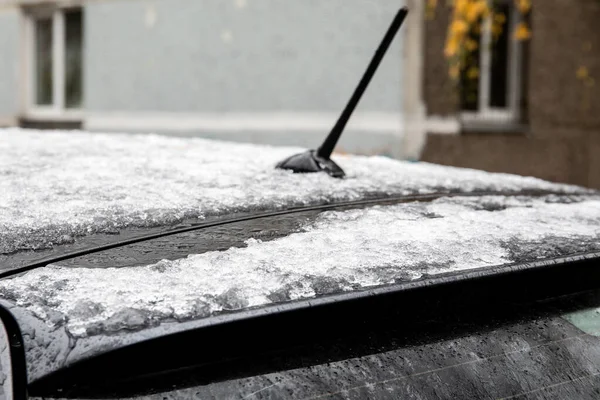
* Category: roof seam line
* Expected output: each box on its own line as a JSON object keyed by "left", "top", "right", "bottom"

{"left": 0, "top": 190, "right": 591, "bottom": 280}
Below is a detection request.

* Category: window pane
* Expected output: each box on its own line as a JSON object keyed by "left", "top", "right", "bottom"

{"left": 35, "top": 18, "right": 53, "bottom": 106}
{"left": 65, "top": 9, "right": 83, "bottom": 109}
{"left": 489, "top": 4, "right": 511, "bottom": 109}
{"left": 460, "top": 29, "right": 481, "bottom": 112}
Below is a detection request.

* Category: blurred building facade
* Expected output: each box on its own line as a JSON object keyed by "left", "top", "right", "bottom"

{"left": 421, "top": 0, "right": 600, "bottom": 189}
{"left": 1, "top": 0, "right": 599, "bottom": 189}
{"left": 0, "top": 0, "right": 431, "bottom": 158}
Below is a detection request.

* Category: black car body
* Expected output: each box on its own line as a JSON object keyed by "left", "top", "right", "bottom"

{"left": 1, "top": 129, "right": 600, "bottom": 399}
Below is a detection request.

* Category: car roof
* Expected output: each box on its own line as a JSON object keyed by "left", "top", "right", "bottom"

{"left": 1, "top": 128, "right": 591, "bottom": 269}
{"left": 0, "top": 128, "right": 589, "bottom": 257}
{"left": 1, "top": 128, "right": 600, "bottom": 393}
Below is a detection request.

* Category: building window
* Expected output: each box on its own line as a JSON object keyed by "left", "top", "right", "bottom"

{"left": 460, "top": 1, "right": 523, "bottom": 124}
{"left": 26, "top": 7, "right": 83, "bottom": 117}
{"left": 34, "top": 17, "right": 53, "bottom": 107}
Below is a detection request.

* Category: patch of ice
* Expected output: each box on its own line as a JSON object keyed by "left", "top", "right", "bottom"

{"left": 0, "top": 196, "right": 598, "bottom": 337}
{"left": 0, "top": 128, "right": 590, "bottom": 254}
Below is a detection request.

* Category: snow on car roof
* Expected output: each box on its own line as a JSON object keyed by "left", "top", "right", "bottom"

{"left": 1, "top": 195, "right": 599, "bottom": 340}
{"left": 0, "top": 128, "right": 592, "bottom": 255}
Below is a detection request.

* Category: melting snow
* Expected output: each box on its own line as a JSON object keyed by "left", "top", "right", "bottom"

{"left": 0, "top": 128, "right": 590, "bottom": 254}
{"left": 0, "top": 195, "right": 598, "bottom": 337}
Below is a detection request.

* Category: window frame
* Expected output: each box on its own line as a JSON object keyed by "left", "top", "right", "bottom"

{"left": 460, "top": 1, "right": 523, "bottom": 126}
{"left": 23, "top": 4, "right": 83, "bottom": 121}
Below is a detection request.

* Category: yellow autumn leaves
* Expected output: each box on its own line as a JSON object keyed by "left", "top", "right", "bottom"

{"left": 513, "top": 0, "right": 533, "bottom": 40}
{"left": 428, "top": 0, "right": 532, "bottom": 79}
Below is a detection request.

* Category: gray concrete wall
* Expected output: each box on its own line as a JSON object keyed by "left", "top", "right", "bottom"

{"left": 0, "top": 8, "right": 19, "bottom": 123}
{"left": 84, "top": 0, "right": 405, "bottom": 114}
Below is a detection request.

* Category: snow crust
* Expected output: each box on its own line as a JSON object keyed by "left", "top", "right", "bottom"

{"left": 0, "top": 128, "right": 589, "bottom": 254}
{"left": 0, "top": 195, "right": 598, "bottom": 337}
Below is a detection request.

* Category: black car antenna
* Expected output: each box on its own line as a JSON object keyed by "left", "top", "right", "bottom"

{"left": 276, "top": 6, "right": 408, "bottom": 178}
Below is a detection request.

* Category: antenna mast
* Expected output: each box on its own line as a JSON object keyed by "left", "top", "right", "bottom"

{"left": 317, "top": 7, "right": 408, "bottom": 160}
{"left": 276, "top": 6, "right": 408, "bottom": 178}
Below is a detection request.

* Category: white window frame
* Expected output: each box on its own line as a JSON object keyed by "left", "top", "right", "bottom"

{"left": 460, "top": 1, "right": 523, "bottom": 125}
{"left": 23, "top": 5, "right": 83, "bottom": 121}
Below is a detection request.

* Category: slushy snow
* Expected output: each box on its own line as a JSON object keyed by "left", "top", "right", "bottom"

{"left": 0, "top": 195, "right": 598, "bottom": 337}
{"left": 0, "top": 128, "right": 590, "bottom": 254}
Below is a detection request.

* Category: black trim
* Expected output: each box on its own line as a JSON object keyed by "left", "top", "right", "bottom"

{"left": 0, "top": 305, "right": 28, "bottom": 400}
{"left": 0, "top": 189, "right": 579, "bottom": 280}
{"left": 28, "top": 251, "right": 600, "bottom": 398}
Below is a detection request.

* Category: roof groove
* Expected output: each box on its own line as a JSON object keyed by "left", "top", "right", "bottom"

{"left": 0, "top": 189, "right": 588, "bottom": 280}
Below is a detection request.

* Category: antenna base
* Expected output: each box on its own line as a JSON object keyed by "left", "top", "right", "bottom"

{"left": 276, "top": 150, "right": 345, "bottom": 178}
